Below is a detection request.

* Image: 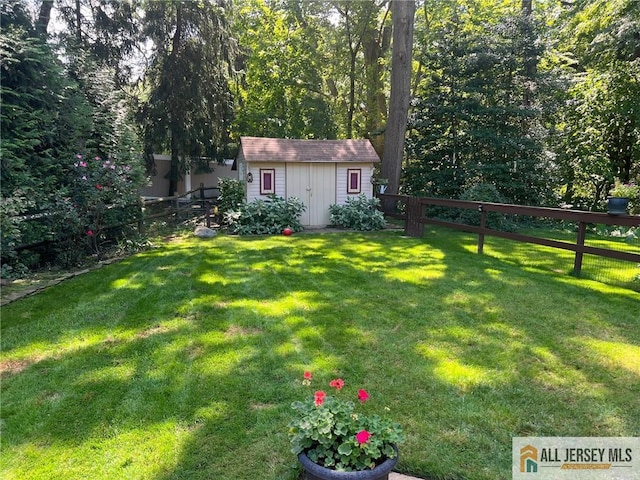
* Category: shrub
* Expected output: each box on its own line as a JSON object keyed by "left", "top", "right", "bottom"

{"left": 458, "top": 183, "right": 514, "bottom": 231}
{"left": 217, "top": 178, "right": 245, "bottom": 217}
{"left": 66, "top": 153, "right": 146, "bottom": 256}
{"left": 329, "top": 195, "right": 386, "bottom": 231}
{"left": 225, "top": 195, "right": 306, "bottom": 235}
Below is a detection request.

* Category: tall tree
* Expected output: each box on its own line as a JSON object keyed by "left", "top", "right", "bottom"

{"left": 139, "top": 0, "right": 235, "bottom": 196}
{"left": 380, "top": 0, "right": 415, "bottom": 196}
{"left": 405, "top": 0, "right": 551, "bottom": 204}
{"left": 232, "top": 0, "right": 335, "bottom": 139}
{"left": 330, "top": 0, "right": 386, "bottom": 139}
{"left": 55, "top": 0, "right": 140, "bottom": 85}
{"left": 552, "top": 0, "right": 639, "bottom": 208}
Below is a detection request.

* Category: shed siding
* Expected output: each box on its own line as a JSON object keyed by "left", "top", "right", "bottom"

{"left": 246, "top": 162, "right": 286, "bottom": 201}
{"left": 336, "top": 164, "right": 375, "bottom": 205}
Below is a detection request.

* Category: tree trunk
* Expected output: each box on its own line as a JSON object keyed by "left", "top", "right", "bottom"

{"left": 36, "top": 0, "right": 54, "bottom": 37}
{"left": 381, "top": 0, "right": 415, "bottom": 198}
{"left": 347, "top": 50, "right": 356, "bottom": 138}
{"left": 521, "top": 0, "right": 536, "bottom": 107}
{"left": 75, "top": 0, "right": 82, "bottom": 42}
{"left": 363, "top": 24, "right": 390, "bottom": 158}
{"left": 168, "top": 4, "right": 183, "bottom": 197}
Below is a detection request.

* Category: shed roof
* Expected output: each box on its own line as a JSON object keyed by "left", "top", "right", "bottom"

{"left": 239, "top": 136, "right": 380, "bottom": 163}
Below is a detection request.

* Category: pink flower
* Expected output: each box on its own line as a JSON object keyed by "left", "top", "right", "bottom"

{"left": 95, "top": 156, "right": 101, "bottom": 161}
{"left": 329, "top": 378, "right": 344, "bottom": 391}
{"left": 314, "top": 391, "right": 326, "bottom": 407}
{"left": 304, "top": 371, "right": 312, "bottom": 380}
{"left": 110, "top": 165, "right": 116, "bottom": 170}
{"left": 355, "top": 430, "right": 371, "bottom": 444}
{"left": 96, "top": 184, "right": 102, "bottom": 190}
{"left": 80, "top": 161, "right": 87, "bottom": 167}
{"left": 87, "top": 230, "right": 94, "bottom": 236}
{"left": 82, "top": 175, "right": 87, "bottom": 180}
{"left": 358, "top": 389, "right": 369, "bottom": 403}
{"left": 76, "top": 154, "right": 82, "bottom": 159}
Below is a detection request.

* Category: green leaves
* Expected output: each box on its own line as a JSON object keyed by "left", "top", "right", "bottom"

{"left": 329, "top": 195, "right": 386, "bottom": 231}
{"left": 288, "top": 378, "right": 402, "bottom": 472}
{"left": 225, "top": 195, "right": 306, "bottom": 235}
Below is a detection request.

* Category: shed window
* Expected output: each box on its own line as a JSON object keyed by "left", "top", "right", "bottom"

{"left": 260, "top": 169, "right": 275, "bottom": 195}
{"left": 347, "top": 169, "right": 361, "bottom": 194}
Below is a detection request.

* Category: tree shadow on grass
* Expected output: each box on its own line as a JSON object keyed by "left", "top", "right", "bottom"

{"left": 1, "top": 231, "right": 638, "bottom": 480}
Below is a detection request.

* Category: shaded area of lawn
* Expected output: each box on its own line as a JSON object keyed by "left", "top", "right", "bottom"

{"left": 1, "top": 229, "right": 638, "bottom": 480}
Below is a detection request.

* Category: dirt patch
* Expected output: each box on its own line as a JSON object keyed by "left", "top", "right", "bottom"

{"left": 224, "top": 324, "right": 262, "bottom": 337}
{"left": 136, "top": 324, "right": 171, "bottom": 339}
{"left": 0, "top": 358, "right": 32, "bottom": 377}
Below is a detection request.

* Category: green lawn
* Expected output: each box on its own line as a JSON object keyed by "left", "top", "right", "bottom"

{"left": 1, "top": 228, "right": 639, "bottom": 480}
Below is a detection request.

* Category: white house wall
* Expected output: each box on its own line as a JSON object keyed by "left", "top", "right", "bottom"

{"left": 142, "top": 155, "right": 237, "bottom": 198}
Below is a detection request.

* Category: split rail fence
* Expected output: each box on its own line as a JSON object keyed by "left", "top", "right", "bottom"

{"left": 379, "top": 194, "right": 640, "bottom": 278}
{"left": 13, "top": 184, "right": 220, "bottom": 255}
{"left": 142, "top": 184, "right": 220, "bottom": 230}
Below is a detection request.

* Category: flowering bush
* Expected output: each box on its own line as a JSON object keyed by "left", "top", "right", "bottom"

{"left": 609, "top": 178, "right": 640, "bottom": 199}
{"left": 67, "top": 153, "right": 146, "bottom": 254}
{"left": 288, "top": 372, "right": 403, "bottom": 472}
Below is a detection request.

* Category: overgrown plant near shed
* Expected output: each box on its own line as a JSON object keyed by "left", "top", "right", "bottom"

{"left": 329, "top": 195, "right": 386, "bottom": 231}
{"left": 225, "top": 195, "right": 306, "bottom": 234}
{"left": 217, "top": 178, "right": 245, "bottom": 218}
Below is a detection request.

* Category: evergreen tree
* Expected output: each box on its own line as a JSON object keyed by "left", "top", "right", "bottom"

{"left": 406, "top": 2, "right": 552, "bottom": 205}
{"left": 139, "top": 0, "right": 236, "bottom": 196}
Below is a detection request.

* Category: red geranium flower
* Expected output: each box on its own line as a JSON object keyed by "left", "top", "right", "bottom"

{"left": 87, "top": 230, "right": 94, "bottom": 236}
{"left": 304, "top": 371, "right": 312, "bottom": 380}
{"left": 358, "top": 389, "right": 369, "bottom": 402}
{"left": 314, "top": 390, "right": 326, "bottom": 406}
{"left": 329, "top": 378, "right": 345, "bottom": 390}
{"left": 355, "top": 430, "right": 371, "bottom": 444}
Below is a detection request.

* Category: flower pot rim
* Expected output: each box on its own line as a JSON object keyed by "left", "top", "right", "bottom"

{"left": 298, "top": 445, "right": 399, "bottom": 479}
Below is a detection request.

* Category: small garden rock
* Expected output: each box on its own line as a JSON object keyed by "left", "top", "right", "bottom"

{"left": 194, "top": 226, "right": 217, "bottom": 238}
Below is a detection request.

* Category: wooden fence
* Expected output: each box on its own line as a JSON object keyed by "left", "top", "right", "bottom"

{"left": 142, "top": 184, "right": 220, "bottom": 229}
{"left": 379, "top": 194, "right": 640, "bottom": 277}
{"left": 13, "top": 185, "right": 220, "bottom": 254}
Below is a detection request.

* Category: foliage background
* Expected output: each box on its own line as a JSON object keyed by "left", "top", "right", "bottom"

{"left": 1, "top": 0, "right": 639, "bottom": 274}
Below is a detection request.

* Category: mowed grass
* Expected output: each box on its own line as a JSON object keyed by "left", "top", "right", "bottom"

{"left": 1, "top": 228, "right": 639, "bottom": 480}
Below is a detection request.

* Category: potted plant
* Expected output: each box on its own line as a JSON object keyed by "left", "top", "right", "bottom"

{"left": 289, "top": 372, "right": 403, "bottom": 480}
{"left": 607, "top": 178, "right": 639, "bottom": 215}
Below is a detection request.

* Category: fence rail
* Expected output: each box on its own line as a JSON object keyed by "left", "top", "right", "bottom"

{"left": 379, "top": 194, "right": 640, "bottom": 277}
{"left": 13, "top": 185, "right": 220, "bottom": 253}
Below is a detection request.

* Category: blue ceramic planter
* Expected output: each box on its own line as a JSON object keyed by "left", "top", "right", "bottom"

{"left": 607, "top": 197, "right": 629, "bottom": 215}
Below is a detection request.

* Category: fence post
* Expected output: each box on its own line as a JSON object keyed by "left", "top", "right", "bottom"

{"left": 138, "top": 197, "right": 145, "bottom": 235}
{"left": 200, "top": 183, "right": 205, "bottom": 210}
{"left": 205, "top": 201, "right": 211, "bottom": 228}
{"left": 573, "top": 221, "right": 587, "bottom": 276}
{"left": 405, "top": 197, "right": 424, "bottom": 237}
{"left": 477, "top": 204, "right": 486, "bottom": 254}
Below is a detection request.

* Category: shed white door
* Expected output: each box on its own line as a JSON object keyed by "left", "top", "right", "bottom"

{"left": 286, "top": 163, "right": 336, "bottom": 227}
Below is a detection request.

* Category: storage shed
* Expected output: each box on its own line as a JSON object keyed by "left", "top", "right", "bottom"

{"left": 236, "top": 136, "right": 381, "bottom": 227}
